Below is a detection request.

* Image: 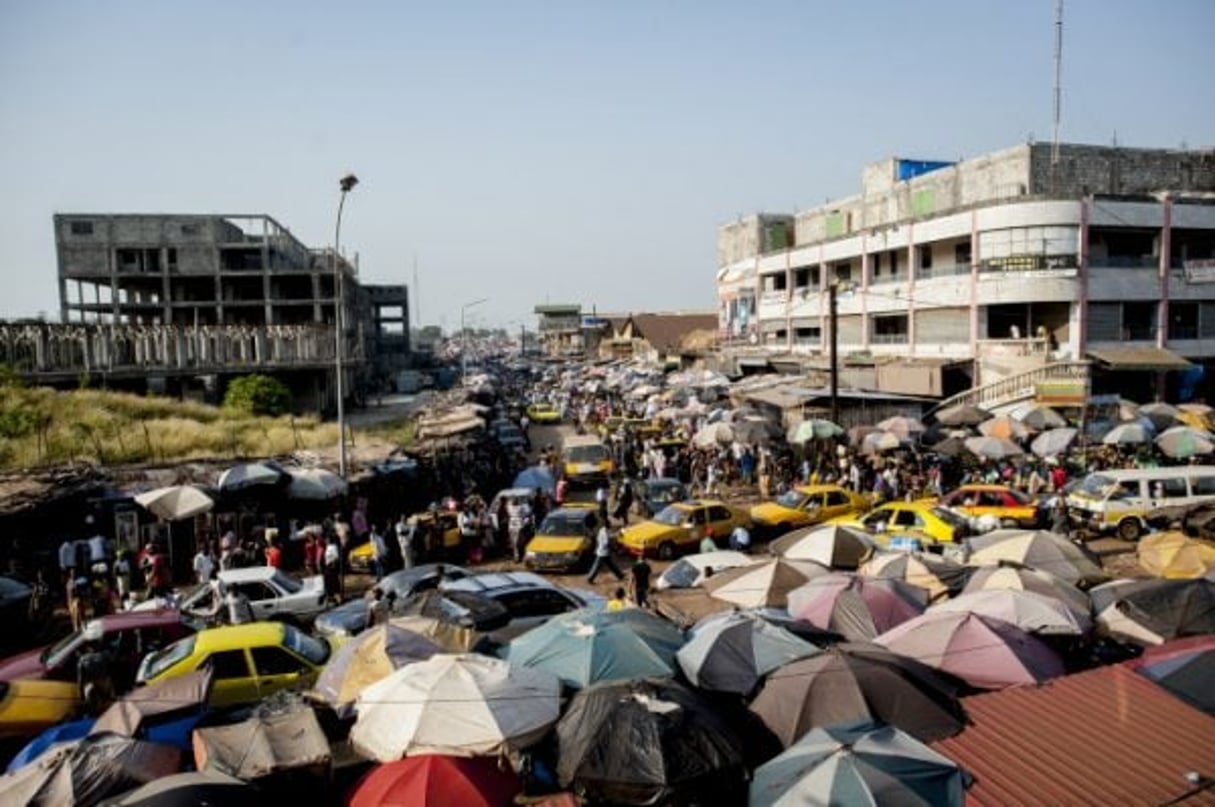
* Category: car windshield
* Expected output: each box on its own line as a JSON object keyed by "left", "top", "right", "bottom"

{"left": 776, "top": 490, "right": 807, "bottom": 508}
{"left": 269, "top": 570, "right": 302, "bottom": 594}
{"left": 653, "top": 505, "right": 688, "bottom": 526}
{"left": 1077, "top": 474, "right": 1119, "bottom": 498}
{"left": 650, "top": 485, "right": 685, "bottom": 504}
{"left": 43, "top": 630, "right": 85, "bottom": 668}
{"left": 931, "top": 507, "right": 970, "bottom": 529}
{"left": 283, "top": 625, "right": 329, "bottom": 665}
{"left": 139, "top": 635, "right": 196, "bottom": 681}
{"left": 567, "top": 445, "right": 609, "bottom": 463}
{"left": 539, "top": 513, "right": 589, "bottom": 536}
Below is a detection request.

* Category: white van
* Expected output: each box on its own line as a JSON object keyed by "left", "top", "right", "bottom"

{"left": 1066, "top": 465, "right": 1215, "bottom": 540}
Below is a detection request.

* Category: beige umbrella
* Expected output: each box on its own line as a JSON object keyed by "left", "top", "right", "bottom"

{"left": 704, "top": 558, "right": 832, "bottom": 609}
{"left": 859, "top": 552, "right": 968, "bottom": 603}
{"left": 134, "top": 485, "right": 214, "bottom": 521}
{"left": 770, "top": 524, "right": 878, "bottom": 570}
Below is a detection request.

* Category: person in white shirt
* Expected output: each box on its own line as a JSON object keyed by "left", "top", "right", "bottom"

{"left": 193, "top": 544, "right": 216, "bottom": 585}
{"left": 587, "top": 526, "right": 624, "bottom": 584}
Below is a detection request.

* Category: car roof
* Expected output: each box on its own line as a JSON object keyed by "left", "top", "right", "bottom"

{"left": 679, "top": 499, "right": 727, "bottom": 508}
{"left": 544, "top": 508, "right": 596, "bottom": 519}
{"left": 87, "top": 609, "right": 184, "bottom": 633}
{"left": 217, "top": 567, "right": 278, "bottom": 583}
{"left": 795, "top": 484, "right": 848, "bottom": 493}
{"left": 645, "top": 478, "right": 685, "bottom": 489}
{"left": 444, "top": 571, "right": 557, "bottom": 594}
{"left": 193, "top": 621, "right": 286, "bottom": 650}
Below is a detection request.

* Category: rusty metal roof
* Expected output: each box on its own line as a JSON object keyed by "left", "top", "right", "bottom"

{"left": 932, "top": 664, "right": 1215, "bottom": 806}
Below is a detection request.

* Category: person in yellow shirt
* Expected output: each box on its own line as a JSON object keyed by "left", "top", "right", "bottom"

{"left": 606, "top": 587, "right": 628, "bottom": 612}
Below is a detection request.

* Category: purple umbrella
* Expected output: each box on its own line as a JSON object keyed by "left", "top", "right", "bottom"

{"left": 875, "top": 611, "right": 1064, "bottom": 690}
{"left": 787, "top": 573, "right": 927, "bottom": 642}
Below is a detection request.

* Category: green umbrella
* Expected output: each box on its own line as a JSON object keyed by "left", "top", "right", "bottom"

{"left": 788, "top": 419, "right": 845, "bottom": 444}
{"left": 1155, "top": 426, "right": 1215, "bottom": 459}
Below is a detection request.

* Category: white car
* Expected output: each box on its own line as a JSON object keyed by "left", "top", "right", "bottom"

{"left": 140, "top": 567, "right": 327, "bottom": 625}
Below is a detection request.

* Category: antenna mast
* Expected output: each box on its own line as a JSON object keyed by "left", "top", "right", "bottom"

{"left": 412, "top": 253, "right": 420, "bottom": 327}
{"left": 1051, "top": 0, "right": 1064, "bottom": 185}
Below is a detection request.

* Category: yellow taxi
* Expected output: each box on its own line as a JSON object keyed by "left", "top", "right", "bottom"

{"left": 750, "top": 484, "right": 870, "bottom": 531}
{"left": 135, "top": 622, "right": 330, "bottom": 707}
{"left": 831, "top": 501, "right": 970, "bottom": 548}
{"left": 524, "top": 505, "right": 601, "bottom": 572}
{"left": 929, "top": 484, "right": 1046, "bottom": 529}
{"left": 525, "top": 402, "right": 562, "bottom": 424}
{"left": 0, "top": 679, "right": 80, "bottom": 739}
{"left": 619, "top": 499, "right": 752, "bottom": 560}
{"left": 350, "top": 511, "right": 461, "bottom": 569}
{"left": 561, "top": 435, "right": 615, "bottom": 487}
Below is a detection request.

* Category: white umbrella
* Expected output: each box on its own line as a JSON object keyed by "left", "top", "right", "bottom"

{"left": 350, "top": 653, "right": 561, "bottom": 760}
{"left": 1030, "top": 427, "right": 1078, "bottom": 458}
{"left": 860, "top": 431, "right": 902, "bottom": 455}
{"left": 1101, "top": 422, "right": 1151, "bottom": 446}
{"left": 286, "top": 468, "right": 348, "bottom": 500}
{"left": 692, "top": 422, "right": 735, "bottom": 448}
{"left": 654, "top": 551, "right": 757, "bottom": 590}
{"left": 963, "top": 436, "right": 1024, "bottom": 460}
{"left": 929, "top": 589, "right": 1091, "bottom": 636}
{"left": 134, "top": 485, "right": 214, "bottom": 521}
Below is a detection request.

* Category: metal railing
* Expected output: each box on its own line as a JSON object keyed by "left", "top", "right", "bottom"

{"left": 928, "top": 360, "right": 1091, "bottom": 415}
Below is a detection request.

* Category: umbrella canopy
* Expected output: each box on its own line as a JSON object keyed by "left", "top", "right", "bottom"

{"left": 512, "top": 466, "right": 556, "bottom": 494}
{"left": 770, "top": 524, "right": 878, "bottom": 570}
{"left": 847, "top": 425, "right": 883, "bottom": 448}
{"left": 313, "top": 624, "right": 441, "bottom": 717}
{"left": 95, "top": 771, "right": 257, "bottom": 807}
{"left": 1013, "top": 404, "right": 1068, "bottom": 431}
{"left": 875, "top": 611, "right": 1065, "bottom": 689}
{"left": 935, "top": 403, "right": 990, "bottom": 427}
{"left": 787, "top": 573, "right": 928, "bottom": 641}
{"left": 350, "top": 653, "right": 561, "bottom": 760}
{"left": 215, "top": 462, "right": 284, "bottom": 492}
{"left": 787, "top": 419, "right": 845, "bottom": 444}
{"left": 676, "top": 611, "right": 820, "bottom": 696}
{"left": 503, "top": 608, "right": 685, "bottom": 689}
{"left": 286, "top": 467, "right": 348, "bottom": 500}
{"left": 387, "top": 616, "right": 481, "bottom": 653}
{"left": 929, "top": 435, "right": 969, "bottom": 458}
{"left": 654, "top": 551, "right": 756, "bottom": 590}
{"left": 1138, "top": 531, "right": 1215, "bottom": 579}
{"left": 963, "top": 436, "right": 1024, "bottom": 461}
{"left": 704, "top": 558, "right": 833, "bottom": 609}
{"left": 732, "top": 419, "right": 784, "bottom": 446}
{"left": 1091, "top": 577, "right": 1215, "bottom": 646}
{"left": 133, "top": 485, "right": 213, "bottom": 521}
{"left": 6, "top": 719, "right": 94, "bottom": 775}
{"left": 750, "top": 720, "right": 965, "bottom": 807}
{"left": 692, "top": 422, "right": 735, "bottom": 448}
{"left": 962, "top": 562, "right": 1091, "bottom": 616}
{"left": 91, "top": 669, "right": 213, "bottom": 739}
{"left": 1155, "top": 426, "right": 1215, "bottom": 460}
{"left": 929, "top": 589, "right": 1091, "bottom": 636}
{"left": 967, "top": 529, "right": 1108, "bottom": 588}
{"left": 556, "top": 678, "right": 746, "bottom": 806}
{"left": 1101, "top": 422, "right": 1152, "bottom": 446}
{"left": 0, "top": 734, "right": 181, "bottom": 807}
{"left": 749, "top": 643, "right": 967, "bottom": 746}
{"left": 876, "top": 416, "right": 926, "bottom": 441}
{"left": 860, "top": 431, "right": 902, "bottom": 455}
{"left": 1139, "top": 401, "right": 1181, "bottom": 431}
{"left": 978, "top": 415, "right": 1031, "bottom": 441}
{"left": 859, "top": 551, "right": 970, "bottom": 603}
{"left": 348, "top": 755, "right": 521, "bottom": 807}
{"left": 1127, "top": 635, "right": 1215, "bottom": 714}
{"left": 1030, "top": 427, "right": 1078, "bottom": 458}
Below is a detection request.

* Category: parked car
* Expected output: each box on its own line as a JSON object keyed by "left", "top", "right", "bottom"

{"left": 0, "top": 679, "right": 81, "bottom": 740}
{"left": 441, "top": 572, "right": 601, "bottom": 641}
{"left": 750, "top": 484, "right": 870, "bottom": 532}
{"left": 525, "top": 402, "right": 562, "bottom": 424}
{"left": 171, "top": 568, "right": 327, "bottom": 625}
{"left": 352, "top": 512, "right": 464, "bottom": 570}
{"left": 831, "top": 501, "right": 971, "bottom": 547}
{"left": 524, "top": 507, "right": 601, "bottom": 572}
{"left": 313, "top": 564, "right": 471, "bottom": 639}
{"left": 395, "top": 589, "right": 511, "bottom": 632}
{"left": 136, "top": 622, "right": 330, "bottom": 707}
{"left": 633, "top": 478, "right": 690, "bottom": 519}
{"left": 930, "top": 484, "right": 1047, "bottom": 529}
{"left": 619, "top": 500, "right": 753, "bottom": 559}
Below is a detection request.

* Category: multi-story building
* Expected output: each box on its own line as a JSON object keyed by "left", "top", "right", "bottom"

{"left": 534, "top": 304, "right": 585, "bottom": 357}
{"left": 717, "top": 143, "right": 1215, "bottom": 406}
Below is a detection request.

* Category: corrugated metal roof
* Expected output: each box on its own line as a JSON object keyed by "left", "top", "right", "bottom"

{"left": 1087, "top": 345, "right": 1193, "bottom": 370}
{"left": 932, "top": 664, "right": 1215, "bottom": 806}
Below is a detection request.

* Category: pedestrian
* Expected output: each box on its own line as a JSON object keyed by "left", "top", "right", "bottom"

{"left": 698, "top": 530, "right": 718, "bottom": 554}
{"left": 729, "top": 523, "right": 752, "bottom": 553}
{"left": 613, "top": 479, "right": 634, "bottom": 525}
{"left": 370, "top": 523, "right": 389, "bottom": 581}
{"left": 396, "top": 514, "right": 416, "bottom": 570}
{"left": 68, "top": 576, "right": 90, "bottom": 631}
{"left": 367, "top": 587, "right": 390, "bottom": 628}
{"left": 595, "top": 484, "right": 610, "bottom": 527}
{"left": 629, "top": 556, "right": 652, "bottom": 609}
{"left": 265, "top": 534, "right": 283, "bottom": 569}
{"left": 77, "top": 640, "right": 115, "bottom": 715}
{"left": 587, "top": 525, "right": 624, "bottom": 584}
{"left": 323, "top": 537, "right": 342, "bottom": 604}
{"left": 606, "top": 587, "right": 628, "bottom": 612}
{"left": 224, "top": 586, "right": 255, "bottom": 625}
{"left": 193, "top": 542, "right": 216, "bottom": 585}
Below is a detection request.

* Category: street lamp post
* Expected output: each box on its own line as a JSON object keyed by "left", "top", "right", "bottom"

{"left": 334, "top": 173, "right": 358, "bottom": 479}
{"left": 461, "top": 297, "right": 489, "bottom": 383}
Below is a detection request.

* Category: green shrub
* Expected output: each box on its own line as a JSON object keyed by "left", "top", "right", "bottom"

{"left": 223, "top": 374, "right": 293, "bottom": 416}
{"left": 0, "top": 405, "right": 39, "bottom": 439}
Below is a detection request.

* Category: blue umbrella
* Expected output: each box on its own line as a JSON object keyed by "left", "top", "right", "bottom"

{"left": 216, "top": 461, "right": 285, "bottom": 492}
{"left": 6, "top": 718, "right": 94, "bottom": 773}
{"left": 513, "top": 466, "right": 556, "bottom": 494}
{"left": 503, "top": 608, "right": 685, "bottom": 689}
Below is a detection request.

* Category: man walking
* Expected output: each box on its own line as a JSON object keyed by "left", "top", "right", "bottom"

{"left": 587, "top": 524, "right": 624, "bottom": 584}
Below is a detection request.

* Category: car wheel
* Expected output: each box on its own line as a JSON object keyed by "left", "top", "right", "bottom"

{"left": 657, "top": 542, "right": 676, "bottom": 561}
{"left": 1117, "top": 518, "right": 1141, "bottom": 541}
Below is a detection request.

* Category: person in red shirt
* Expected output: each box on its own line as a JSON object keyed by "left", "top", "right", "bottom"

{"left": 265, "top": 537, "right": 283, "bottom": 569}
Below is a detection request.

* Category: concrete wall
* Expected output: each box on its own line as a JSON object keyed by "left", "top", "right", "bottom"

{"left": 1028, "top": 143, "right": 1215, "bottom": 196}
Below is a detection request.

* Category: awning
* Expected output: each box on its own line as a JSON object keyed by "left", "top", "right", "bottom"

{"left": 1087, "top": 346, "right": 1193, "bottom": 371}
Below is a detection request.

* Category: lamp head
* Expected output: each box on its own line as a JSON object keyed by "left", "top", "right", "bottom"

{"left": 339, "top": 174, "right": 359, "bottom": 193}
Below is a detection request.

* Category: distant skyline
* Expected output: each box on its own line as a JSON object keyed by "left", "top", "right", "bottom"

{"left": 1, "top": 1, "right": 1212, "bottom": 330}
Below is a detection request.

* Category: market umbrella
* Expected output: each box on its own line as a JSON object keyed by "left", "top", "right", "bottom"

{"left": 787, "top": 419, "right": 844, "bottom": 444}
{"left": 963, "top": 436, "right": 1024, "bottom": 461}
{"left": 704, "top": 558, "right": 833, "bottom": 609}
{"left": 967, "top": 529, "right": 1108, "bottom": 588}
{"left": 512, "top": 466, "right": 556, "bottom": 494}
{"left": 859, "top": 551, "right": 970, "bottom": 603}
{"left": 1137, "top": 531, "right": 1215, "bottom": 579}
{"left": 351, "top": 653, "right": 561, "bottom": 761}
{"left": 556, "top": 678, "right": 747, "bottom": 806}
{"left": 748, "top": 643, "right": 967, "bottom": 746}
{"left": 978, "top": 415, "right": 1032, "bottom": 441}
{"left": 1101, "top": 422, "right": 1152, "bottom": 446}
{"left": 675, "top": 611, "right": 820, "bottom": 696}
{"left": 929, "top": 588, "right": 1091, "bottom": 636}
{"left": 692, "top": 422, "right": 735, "bottom": 448}
{"left": 876, "top": 416, "right": 926, "bottom": 441}
{"left": 348, "top": 755, "right": 521, "bottom": 807}
{"left": 387, "top": 615, "right": 481, "bottom": 653}
{"left": 503, "top": 608, "right": 684, "bottom": 689}
{"left": 1030, "top": 427, "right": 1078, "bottom": 458}
{"left": 770, "top": 524, "right": 878, "bottom": 570}
{"left": 133, "top": 485, "right": 214, "bottom": 521}
{"left": 787, "top": 573, "right": 928, "bottom": 642}
{"left": 860, "top": 431, "right": 903, "bottom": 455}
{"left": 1090, "top": 577, "right": 1215, "bottom": 646}
{"left": 215, "top": 462, "right": 284, "bottom": 492}
{"left": 1126, "top": 635, "right": 1215, "bottom": 714}
{"left": 313, "top": 624, "right": 441, "bottom": 717}
{"left": 1155, "top": 426, "right": 1215, "bottom": 460}
{"left": 1013, "top": 404, "right": 1067, "bottom": 431}
{"left": 962, "top": 562, "right": 1091, "bottom": 616}
{"left": 654, "top": 551, "right": 756, "bottom": 590}
{"left": 732, "top": 419, "right": 784, "bottom": 446}
{"left": 90, "top": 668, "right": 213, "bottom": 745}
{"left": 935, "top": 403, "right": 990, "bottom": 427}
{"left": 0, "top": 734, "right": 182, "bottom": 807}
{"left": 847, "top": 425, "right": 882, "bottom": 448}
{"left": 1179, "top": 402, "right": 1214, "bottom": 416}
{"left": 929, "top": 435, "right": 969, "bottom": 458}
{"left": 1139, "top": 401, "right": 1182, "bottom": 431}
{"left": 286, "top": 467, "right": 348, "bottom": 500}
{"left": 749, "top": 720, "right": 965, "bottom": 807}
{"left": 96, "top": 771, "right": 257, "bottom": 807}
{"left": 875, "top": 611, "right": 1065, "bottom": 689}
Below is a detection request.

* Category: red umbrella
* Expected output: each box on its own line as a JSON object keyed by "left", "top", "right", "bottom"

{"left": 349, "top": 755, "right": 521, "bottom": 807}
{"left": 786, "top": 573, "right": 927, "bottom": 642}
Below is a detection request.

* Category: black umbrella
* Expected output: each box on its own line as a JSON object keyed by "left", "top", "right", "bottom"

{"left": 556, "top": 678, "right": 748, "bottom": 806}
{"left": 732, "top": 419, "right": 784, "bottom": 446}
{"left": 1092, "top": 577, "right": 1215, "bottom": 645}
{"left": 935, "top": 403, "right": 990, "bottom": 427}
{"left": 98, "top": 771, "right": 258, "bottom": 807}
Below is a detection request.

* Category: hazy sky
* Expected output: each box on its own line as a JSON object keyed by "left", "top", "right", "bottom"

{"left": 1, "top": 1, "right": 1211, "bottom": 330}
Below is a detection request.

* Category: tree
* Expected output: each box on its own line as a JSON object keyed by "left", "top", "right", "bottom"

{"left": 223, "top": 374, "right": 292, "bottom": 416}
